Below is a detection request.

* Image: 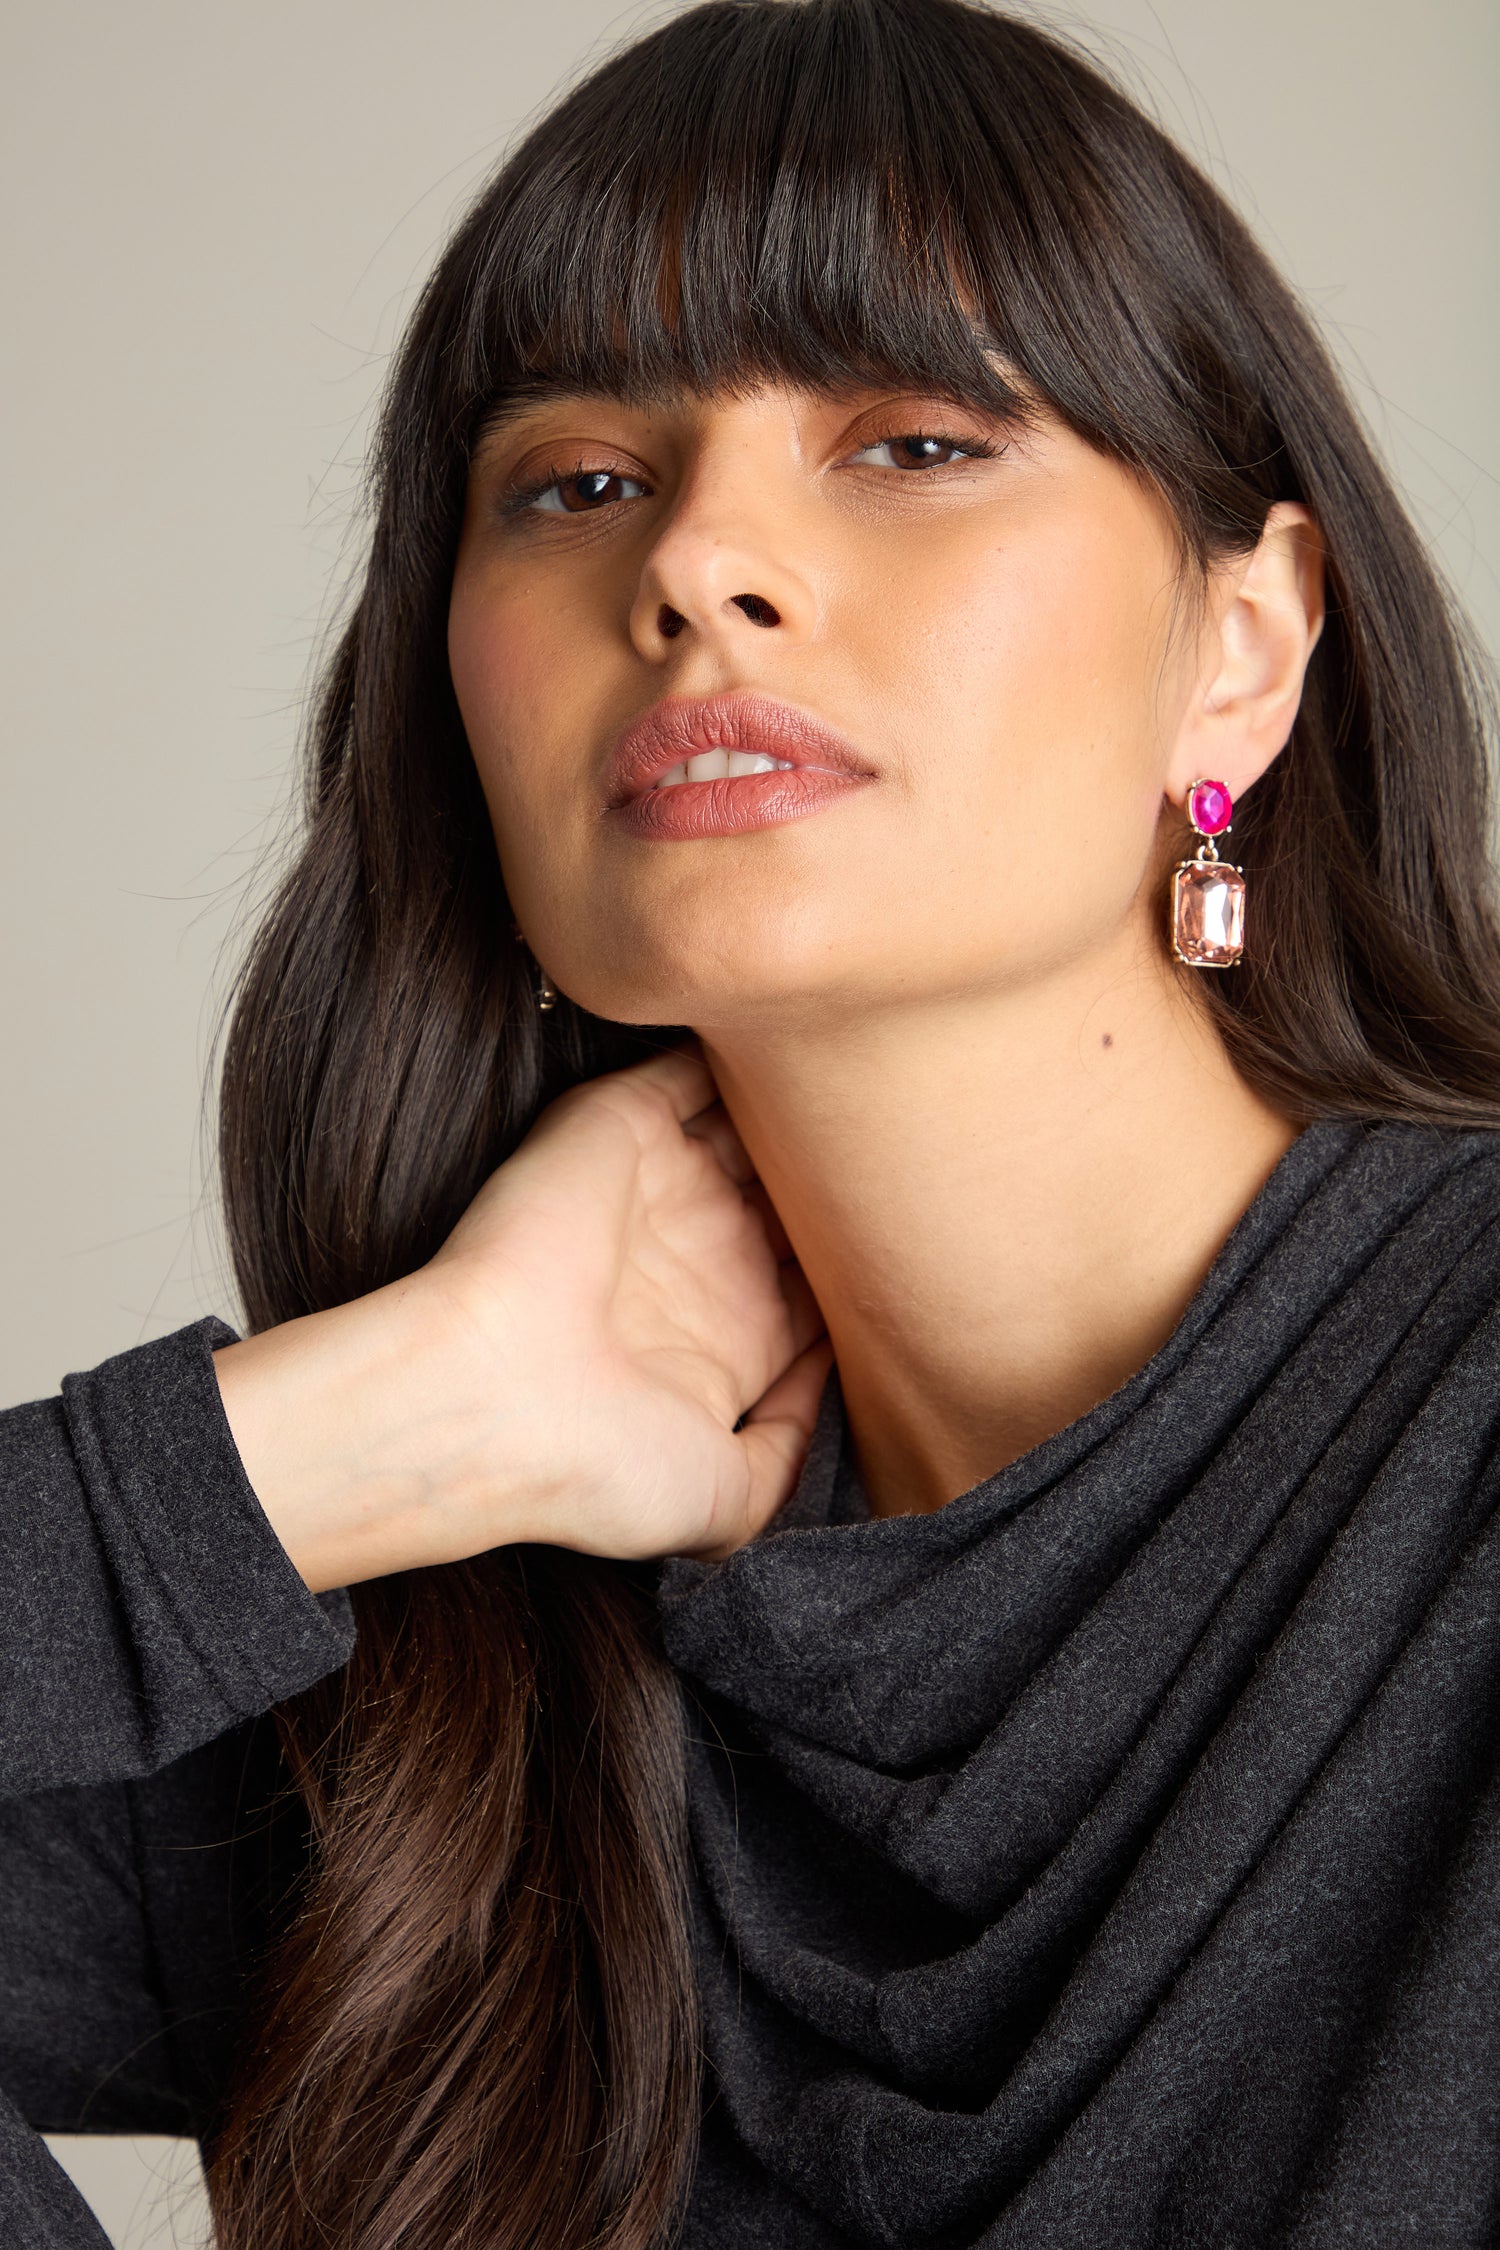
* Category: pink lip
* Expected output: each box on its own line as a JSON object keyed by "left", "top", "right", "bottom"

{"left": 603, "top": 691, "right": 876, "bottom": 840}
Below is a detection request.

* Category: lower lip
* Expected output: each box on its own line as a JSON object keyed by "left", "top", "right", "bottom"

{"left": 609, "top": 766, "right": 871, "bottom": 840}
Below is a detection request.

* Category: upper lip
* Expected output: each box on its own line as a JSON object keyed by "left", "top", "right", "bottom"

{"left": 603, "top": 691, "right": 874, "bottom": 807}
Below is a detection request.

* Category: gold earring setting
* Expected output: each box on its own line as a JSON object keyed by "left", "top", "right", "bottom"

{"left": 512, "top": 924, "right": 557, "bottom": 1011}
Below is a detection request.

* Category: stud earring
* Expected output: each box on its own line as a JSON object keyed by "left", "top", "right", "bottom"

{"left": 511, "top": 924, "right": 557, "bottom": 1011}
{"left": 1171, "top": 779, "right": 1246, "bottom": 968}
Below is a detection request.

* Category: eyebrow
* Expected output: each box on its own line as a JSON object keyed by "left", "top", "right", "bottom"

{"left": 472, "top": 379, "right": 693, "bottom": 450}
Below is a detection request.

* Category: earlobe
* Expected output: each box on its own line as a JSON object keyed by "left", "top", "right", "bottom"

{"left": 1164, "top": 501, "right": 1326, "bottom": 814}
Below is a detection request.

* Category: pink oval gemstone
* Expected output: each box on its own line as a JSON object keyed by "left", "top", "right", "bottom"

{"left": 1188, "top": 779, "right": 1233, "bottom": 836}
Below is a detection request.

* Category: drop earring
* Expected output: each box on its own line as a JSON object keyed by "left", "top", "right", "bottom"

{"left": 512, "top": 923, "right": 557, "bottom": 1011}
{"left": 1171, "top": 779, "right": 1246, "bottom": 969}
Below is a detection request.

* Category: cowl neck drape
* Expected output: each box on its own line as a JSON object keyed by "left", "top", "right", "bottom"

{"left": 657, "top": 1118, "right": 1500, "bottom": 2247}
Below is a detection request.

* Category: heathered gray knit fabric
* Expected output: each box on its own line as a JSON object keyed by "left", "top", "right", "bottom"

{"left": 659, "top": 1118, "right": 1500, "bottom": 2245}
{"left": 0, "top": 1318, "right": 353, "bottom": 2245}
{"left": 1, "top": 1117, "right": 1498, "bottom": 2246}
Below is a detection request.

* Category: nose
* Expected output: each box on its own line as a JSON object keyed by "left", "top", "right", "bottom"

{"left": 628, "top": 448, "right": 819, "bottom": 662}
{"left": 657, "top": 590, "right": 779, "bottom": 640}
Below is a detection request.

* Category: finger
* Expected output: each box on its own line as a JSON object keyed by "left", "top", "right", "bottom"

{"left": 709, "top": 1337, "right": 837, "bottom": 1556}
{"left": 624, "top": 1040, "right": 719, "bottom": 1125}
{"left": 682, "top": 1100, "right": 757, "bottom": 1186}
{"left": 741, "top": 1176, "right": 793, "bottom": 1262}
{"left": 729, "top": 1259, "right": 828, "bottom": 1420}
{"left": 776, "top": 1259, "right": 828, "bottom": 1363}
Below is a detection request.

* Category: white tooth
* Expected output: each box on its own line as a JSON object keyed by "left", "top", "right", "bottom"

{"left": 653, "top": 761, "right": 691, "bottom": 788}
{"left": 725, "top": 749, "right": 779, "bottom": 777}
{"left": 685, "top": 748, "right": 731, "bottom": 782}
{"left": 773, "top": 758, "right": 797, "bottom": 771}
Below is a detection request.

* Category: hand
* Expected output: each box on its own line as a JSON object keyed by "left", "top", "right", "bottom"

{"left": 214, "top": 1044, "right": 831, "bottom": 1591}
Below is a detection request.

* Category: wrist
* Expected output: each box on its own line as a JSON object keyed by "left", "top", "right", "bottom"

{"left": 212, "top": 1272, "right": 537, "bottom": 1592}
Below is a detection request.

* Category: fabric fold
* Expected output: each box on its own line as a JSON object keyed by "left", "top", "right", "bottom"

{"left": 662, "top": 1119, "right": 1500, "bottom": 2248}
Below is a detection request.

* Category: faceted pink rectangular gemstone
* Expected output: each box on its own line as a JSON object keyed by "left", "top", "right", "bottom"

{"left": 1172, "top": 861, "right": 1246, "bottom": 966}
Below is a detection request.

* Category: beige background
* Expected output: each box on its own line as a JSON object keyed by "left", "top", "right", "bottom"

{"left": 3, "top": 0, "right": 1494, "bottom": 2240}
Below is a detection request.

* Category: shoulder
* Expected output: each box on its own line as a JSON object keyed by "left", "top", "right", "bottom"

{"left": 1362, "top": 1116, "right": 1500, "bottom": 1203}
{"left": 1341, "top": 1116, "right": 1500, "bottom": 1289}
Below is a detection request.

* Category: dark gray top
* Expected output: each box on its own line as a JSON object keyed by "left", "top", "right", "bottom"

{"left": 3, "top": 1117, "right": 1499, "bottom": 2246}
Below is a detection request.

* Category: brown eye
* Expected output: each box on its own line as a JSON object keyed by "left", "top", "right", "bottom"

{"left": 848, "top": 430, "right": 1003, "bottom": 472}
{"left": 892, "top": 436, "right": 964, "bottom": 469}
{"left": 503, "top": 464, "right": 649, "bottom": 518}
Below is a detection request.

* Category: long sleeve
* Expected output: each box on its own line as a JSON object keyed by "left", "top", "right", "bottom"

{"left": 1, "top": 1315, "right": 354, "bottom": 1796}
{"left": 0, "top": 1317, "right": 355, "bottom": 2245}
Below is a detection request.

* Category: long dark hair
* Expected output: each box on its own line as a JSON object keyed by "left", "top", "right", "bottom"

{"left": 208, "top": 2, "right": 1500, "bottom": 2244}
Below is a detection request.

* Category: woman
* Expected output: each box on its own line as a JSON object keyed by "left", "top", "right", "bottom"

{"left": 4, "top": 0, "right": 1498, "bottom": 2244}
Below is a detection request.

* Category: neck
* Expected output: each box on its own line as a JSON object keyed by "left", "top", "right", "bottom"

{"left": 700, "top": 925, "right": 1299, "bottom": 1517}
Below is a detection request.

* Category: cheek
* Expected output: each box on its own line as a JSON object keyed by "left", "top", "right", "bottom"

{"left": 447, "top": 572, "right": 590, "bottom": 911}
{"left": 885, "top": 509, "right": 1172, "bottom": 942}
{"left": 448, "top": 578, "right": 552, "bottom": 808}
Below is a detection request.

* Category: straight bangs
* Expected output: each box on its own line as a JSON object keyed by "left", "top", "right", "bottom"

{"left": 441, "top": 0, "right": 1278, "bottom": 569}
{"left": 462, "top": 0, "right": 1026, "bottom": 423}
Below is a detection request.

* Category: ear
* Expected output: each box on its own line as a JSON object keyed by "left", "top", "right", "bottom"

{"left": 1164, "top": 501, "right": 1326, "bottom": 813}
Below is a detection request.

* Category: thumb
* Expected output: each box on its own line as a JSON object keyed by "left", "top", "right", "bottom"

{"left": 703, "top": 1336, "right": 835, "bottom": 1559}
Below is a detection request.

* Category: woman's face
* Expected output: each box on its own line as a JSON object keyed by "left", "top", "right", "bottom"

{"left": 448, "top": 375, "right": 1212, "bottom": 1030}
